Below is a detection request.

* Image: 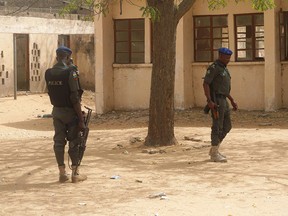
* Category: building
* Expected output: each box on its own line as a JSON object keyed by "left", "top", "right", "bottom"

{"left": 0, "top": 0, "right": 94, "bottom": 98}
{"left": 94, "top": 0, "right": 288, "bottom": 114}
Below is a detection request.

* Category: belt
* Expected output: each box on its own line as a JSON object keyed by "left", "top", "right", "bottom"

{"left": 54, "top": 106, "right": 73, "bottom": 109}
{"left": 215, "top": 94, "right": 226, "bottom": 99}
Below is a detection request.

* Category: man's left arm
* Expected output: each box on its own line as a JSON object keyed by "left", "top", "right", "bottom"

{"left": 68, "top": 70, "right": 85, "bottom": 130}
{"left": 227, "top": 95, "right": 238, "bottom": 111}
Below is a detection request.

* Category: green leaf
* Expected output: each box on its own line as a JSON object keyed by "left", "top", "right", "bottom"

{"left": 251, "top": 0, "right": 275, "bottom": 11}
{"left": 208, "top": 0, "right": 227, "bottom": 10}
{"left": 140, "top": 6, "right": 160, "bottom": 22}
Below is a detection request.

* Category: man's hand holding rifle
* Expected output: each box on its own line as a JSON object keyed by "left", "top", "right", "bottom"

{"left": 77, "top": 106, "right": 92, "bottom": 167}
{"left": 207, "top": 98, "right": 219, "bottom": 119}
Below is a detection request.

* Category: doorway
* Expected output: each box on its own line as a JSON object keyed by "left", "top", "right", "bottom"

{"left": 15, "top": 34, "right": 29, "bottom": 91}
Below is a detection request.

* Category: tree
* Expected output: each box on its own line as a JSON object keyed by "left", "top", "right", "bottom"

{"left": 62, "top": 0, "right": 275, "bottom": 147}
{"left": 144, "top": 0, "right": 195, "bottom": 146}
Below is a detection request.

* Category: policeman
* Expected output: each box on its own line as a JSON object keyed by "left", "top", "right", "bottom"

{"left": 45, "top": 46, "right": 87, "bottom": 183}
{"left": 203, "top": 47, "right": 238, "bottom": 162}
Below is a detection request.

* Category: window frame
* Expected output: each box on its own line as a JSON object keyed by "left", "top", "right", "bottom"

{"left": 279, "top": 11, "right": 288, "bottom": 61}
{"left": 58, "top": 35, "right": 70, "bottom": 47}
{"left": 114, "top": 18, "right": 145, "bottom": 64}
{"left": 234, "top": 13, "right": 264, "bottom": 62}
{"left": 193, "top": 14, "right": 229, "bottom": 62}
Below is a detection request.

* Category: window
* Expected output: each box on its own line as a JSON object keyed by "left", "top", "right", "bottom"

{"left": 194, "top": 15, "right": 229, "bottom": 62}
{"left": 235, "top": 13, "right": 264, "bottom": 61}
{"left": 58, "top": 35, "right": 70, "bottom": 47}
{"left": 114, "top": 19, "right": 145, "bottom": 64}
{"left": 280, "top": 11, "right": 288, "bottom": 61}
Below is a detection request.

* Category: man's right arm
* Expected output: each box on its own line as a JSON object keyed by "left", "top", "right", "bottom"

{"left": 203, "top": 82, "right": 216, "bottom": 110}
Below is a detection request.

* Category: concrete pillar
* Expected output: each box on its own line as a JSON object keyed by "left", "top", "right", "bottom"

{"left": 144, "top": 18, "right": 151, "bottom": 64}
{"left": 175, "top": 10, "right": 194, "bottom": 109}
{"left": 94, "top": 13, "right": 114, "bottom": 114}
{"left": 264, "top": 8, "right": 281, "bottom": 111}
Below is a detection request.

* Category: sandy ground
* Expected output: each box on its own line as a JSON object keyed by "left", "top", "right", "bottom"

{"left": 1, "top": 92, "right": 288, "bottom": 216}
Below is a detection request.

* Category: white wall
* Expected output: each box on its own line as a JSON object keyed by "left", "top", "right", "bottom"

{"left": 0, "top": 15, "right": 94, "bottom": 34}
{"left": 113, "top": 64, "right": 151, "bottom": 109}
{"left": 0, "top": 33, "right": 14, "bottom": 97}
{"left": 29, "top": 34, "right": 58, "bottom": 93}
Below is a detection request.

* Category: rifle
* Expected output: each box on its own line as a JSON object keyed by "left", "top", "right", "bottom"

{"left": 203, "top": 103, "right": 219, "bottom": 119}
{"left": 76, "top": 106, "right": 92, "bottom": 167}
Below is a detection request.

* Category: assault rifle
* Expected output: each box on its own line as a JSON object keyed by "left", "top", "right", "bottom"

{"left": 76, "top": 106, "right": 92, "bottom": 167}
{"left": 204, "top": 103, "right": 219, "bottom": 119}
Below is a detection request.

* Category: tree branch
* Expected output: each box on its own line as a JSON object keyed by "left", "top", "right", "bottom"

{"left": 5, "top": 0, "right": 41, "bottom": 15}
{"left": 175, "top": 0, "right": 196, "bottom": 22}
{"left": 59, "top": 0, "right": 93, "bottom": 11}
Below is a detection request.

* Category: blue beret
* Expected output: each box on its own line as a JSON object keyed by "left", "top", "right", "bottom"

{"left": 56, "top": 46, "right": 72, "bottom": 55}
{"left": 218, "top": 47, "right": 233, "bottom": 55}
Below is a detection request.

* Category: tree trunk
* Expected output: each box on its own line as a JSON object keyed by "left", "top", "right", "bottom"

{"left": 145, "top": 0, "right": 179, "bottom": 146}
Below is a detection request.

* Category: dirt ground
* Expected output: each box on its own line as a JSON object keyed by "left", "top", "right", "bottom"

{"left": 1, "top": 91, "right": 288, "bottom": 216}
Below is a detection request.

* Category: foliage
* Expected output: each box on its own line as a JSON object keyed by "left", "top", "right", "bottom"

{"left": 59, "top": 0, "right": 95, "bottom": 20}
{"left": 207, "top": 0, "right": 228, "bottom": 10}
{"left": 250, "top": 0, "right": 275, "bottom": 11}
{"left": 140, "top": 6, "right": 160, "bottom": 22}
{"left": 208, "top": 0, "right": 275, "bottom": 11}
{"left": 93, "top": 0, "right": 111, "bottom": 16}
{"left": 60, "top": 0, "right": 161, "bottom": 21}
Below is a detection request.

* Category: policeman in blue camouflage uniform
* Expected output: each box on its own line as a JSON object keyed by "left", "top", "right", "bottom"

{"left": 203, "top": 48, "right": 238, "bottom": 162}
{"left": 45, "top": 46, "right": 87, "bottom": 182}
